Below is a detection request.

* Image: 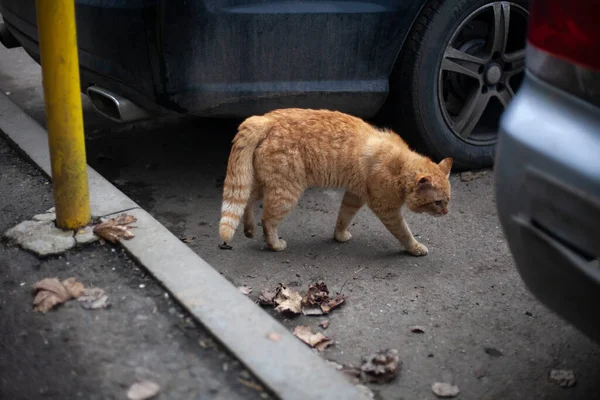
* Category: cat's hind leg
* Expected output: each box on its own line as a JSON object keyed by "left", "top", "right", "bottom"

{"left": 261, "top": 185, "right": 302, "bottom": 251}
{"left": 243, "top": 186, "right": 263, "bottom": 238}
{"left": 334, "top": 191, "right": 365, "bottom": 242}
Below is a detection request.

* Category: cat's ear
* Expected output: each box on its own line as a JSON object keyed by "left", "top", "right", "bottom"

{"left": 438, "top": 158, "right": 453, "bottom": 176}
{"left": 416, "top": 175, "right": 433, "bottom": 187}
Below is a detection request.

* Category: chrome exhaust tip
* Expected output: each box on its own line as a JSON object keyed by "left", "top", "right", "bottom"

{"left": 87, "top": 86, "right": 151, "bottom": 123}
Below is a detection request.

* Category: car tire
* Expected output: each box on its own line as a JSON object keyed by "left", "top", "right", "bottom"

{"left": 389, "top": 0, "right": 529, "bottom": 170}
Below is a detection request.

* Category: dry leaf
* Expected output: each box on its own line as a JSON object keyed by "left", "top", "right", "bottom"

{"left": 320, "top": 320, "right": 329, "bottom": 329}
{"left": 238, "top": 285, "right": 252, "bottom": 295}
{"left": 127, "top": 380, "right": 161, "bottom": 400}
{"left": 360, "top": 349, "right": 401, "bottom": 383}
{"left": 77, "top": 288, "right": 110, "bottom": 309}
{"left": 293, "top": 325, "right": 333, "bottom": 351}
{"left": 274, "top": 284, "right": 303, "bottom": 314}
{"left": 302, "top": 282, "right": 329, "bottom": 306}
{"left": 320, "top": 295, "right": 345, "bottom": 313}
{"left": 432, "top": 382, "right": 460, "bottom": 398}
{"left": 93, "top": 214, "right": 137, "bottom": 243}
{"left": 409, "top": 325, "right": 425, "bottom": 333}
{"left": 258, "top": 288, "right": 277, "bottom": 305}
{"left": 33, "top": 277, "right": 85, "bottom": 313}
{"left": 62, "top": 277, "right": 86, "bottom": 298}
{"left": 300, "top": 282, "right": 345, "bottom": 315}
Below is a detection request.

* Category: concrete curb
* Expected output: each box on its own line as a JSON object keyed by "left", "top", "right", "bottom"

{"left": 0, "top": 92, "right": 363, "bottom": 400}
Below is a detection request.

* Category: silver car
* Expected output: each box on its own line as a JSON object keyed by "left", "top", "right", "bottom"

{"left": 495, "top": 0, "right": 600, "bottom": 343}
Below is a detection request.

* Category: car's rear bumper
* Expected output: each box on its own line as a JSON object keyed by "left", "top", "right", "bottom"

{"left": 495, "top": 72, "right": 600, "bottom": 343}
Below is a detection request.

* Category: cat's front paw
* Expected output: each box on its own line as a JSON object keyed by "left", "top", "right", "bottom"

{"left": 406, "top": 242, "right": 428, "bottom": 257}
{"left": 268, "top": 239, "right": 287, "bottom": 252}
{"left": 334, "top": 230, "right": 352, "bottom": 243}
{"left": 244, "top": 227, "right": 254, "bottom": 238}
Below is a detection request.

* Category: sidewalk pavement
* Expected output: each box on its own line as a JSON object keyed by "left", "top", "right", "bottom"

{"left": 0, "top": 135, "right": 271, "bottom": 400}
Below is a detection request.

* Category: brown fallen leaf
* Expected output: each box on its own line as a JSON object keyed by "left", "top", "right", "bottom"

{"left": 300, "top": 282, "right": 345, "bottom": 315}
{"left": 238, "top": 285, "right": 252, "bottom": 295}
{"left": 320, "top": 320, "right": 329, "bottom": 329}
{"left": 360, "top": 349, "right": 401, "bottom": 383}
{"left": 62, "top": 277, "right": 86, "bottom": 298}
{"left": 258, "top": 288, "right": 277, "bottom": 305}
{"left": 293, "top": 325, "right": 333, "bottom": 351}
{"left": 320, "top": 294, "right": 345, "bottom": 314}
{"left": 93, "top": 213, "right": 137, "bottom": 243}
{"left": 77, "top": 288, "right": 110, "bottom": 309}
{"left": 126, "top": 380, "right": 161, "bottom": 400}
{"left": 33, "top": 277, "right": 85, "bottom": 313}
{"left": 302, "top": 282, "right": 329, "bottom": 306}
{"left": 274, "top": 284, "right": 303, "bottom": 314}
{"left": 432, "top": 382, "right": 460, "bottom": 398}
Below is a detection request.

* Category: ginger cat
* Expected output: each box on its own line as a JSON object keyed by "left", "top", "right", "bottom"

{"left": 219, "top": 108, "right": 452, "bottom": 256}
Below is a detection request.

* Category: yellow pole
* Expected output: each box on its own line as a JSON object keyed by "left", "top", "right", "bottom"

{"left": 36, "top": 0, "right": 90, "bottom": 230}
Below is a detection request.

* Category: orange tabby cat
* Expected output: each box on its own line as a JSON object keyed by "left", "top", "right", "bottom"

{"left": 219, "top": 108, "right": 452, "bottom": 256}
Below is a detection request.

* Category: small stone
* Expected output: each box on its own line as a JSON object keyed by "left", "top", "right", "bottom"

{"left": 4, "top": 220, "right": 75, "bottom": 256}
{"left": 75, "top": 226, "right": 99, "bottom": 245}
{"left": 409, "top": 325, "right": 425, "bottom": 333}
{"left": 549, "top": 369, "right": 576, "bottom": 388}
{"left": 525, "top": 311, "right": 533, "bottom": 317}
{"left": 126, "top": 380, "right": 161, "bottom": 400}
{"left": 432, "top": 382, "right": 460, "bottom": 398}
{"left": 139, "top": 284, "right": 146, "bottom": 289}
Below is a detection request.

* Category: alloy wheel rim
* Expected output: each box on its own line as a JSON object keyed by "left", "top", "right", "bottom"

{"left": 437, "top": 1, "right": 529, "bottom": 146}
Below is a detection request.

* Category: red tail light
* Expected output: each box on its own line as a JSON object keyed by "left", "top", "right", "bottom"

{"left": 528, "top": 0, "right": 600, "bottom": 70}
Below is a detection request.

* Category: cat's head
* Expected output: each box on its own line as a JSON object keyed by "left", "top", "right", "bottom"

{"left": 405, "top": 158, "right": 453, "bottom": 216}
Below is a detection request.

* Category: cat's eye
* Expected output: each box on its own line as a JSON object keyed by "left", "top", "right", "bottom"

{"left": 434, "top": 200, "right": 443, "bottom": 206}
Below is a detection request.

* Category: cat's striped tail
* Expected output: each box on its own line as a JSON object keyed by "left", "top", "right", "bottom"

{"left": 219, "top": 115, "right": 271, "bottom": 243}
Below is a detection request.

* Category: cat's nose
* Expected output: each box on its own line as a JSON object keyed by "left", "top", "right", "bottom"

{"left": 442, "top": 208, "right": 448, "bottom": 215}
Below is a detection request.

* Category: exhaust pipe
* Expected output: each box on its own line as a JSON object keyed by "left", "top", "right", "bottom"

{"left": 0, "top": 23, "right": 21, "bottom": 49}
{"left": 87, "top": 86, "right": 151, "bottom": 123}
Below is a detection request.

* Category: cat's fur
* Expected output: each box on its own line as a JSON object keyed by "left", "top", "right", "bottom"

{"left": 219, "top": 108, "right": 452, "bottom": 256}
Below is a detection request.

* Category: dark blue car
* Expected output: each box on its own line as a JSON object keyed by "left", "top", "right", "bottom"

{"left": 0, "top": 0, "right": 529, "bottom": 168}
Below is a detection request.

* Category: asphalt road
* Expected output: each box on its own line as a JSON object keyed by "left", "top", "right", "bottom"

{"left": 1, "top": 43, "right": 599, "bottom": 400}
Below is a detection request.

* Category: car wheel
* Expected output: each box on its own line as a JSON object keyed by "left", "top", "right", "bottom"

{"left": 391, "top": 0, "right": 529, "bottom": 169}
